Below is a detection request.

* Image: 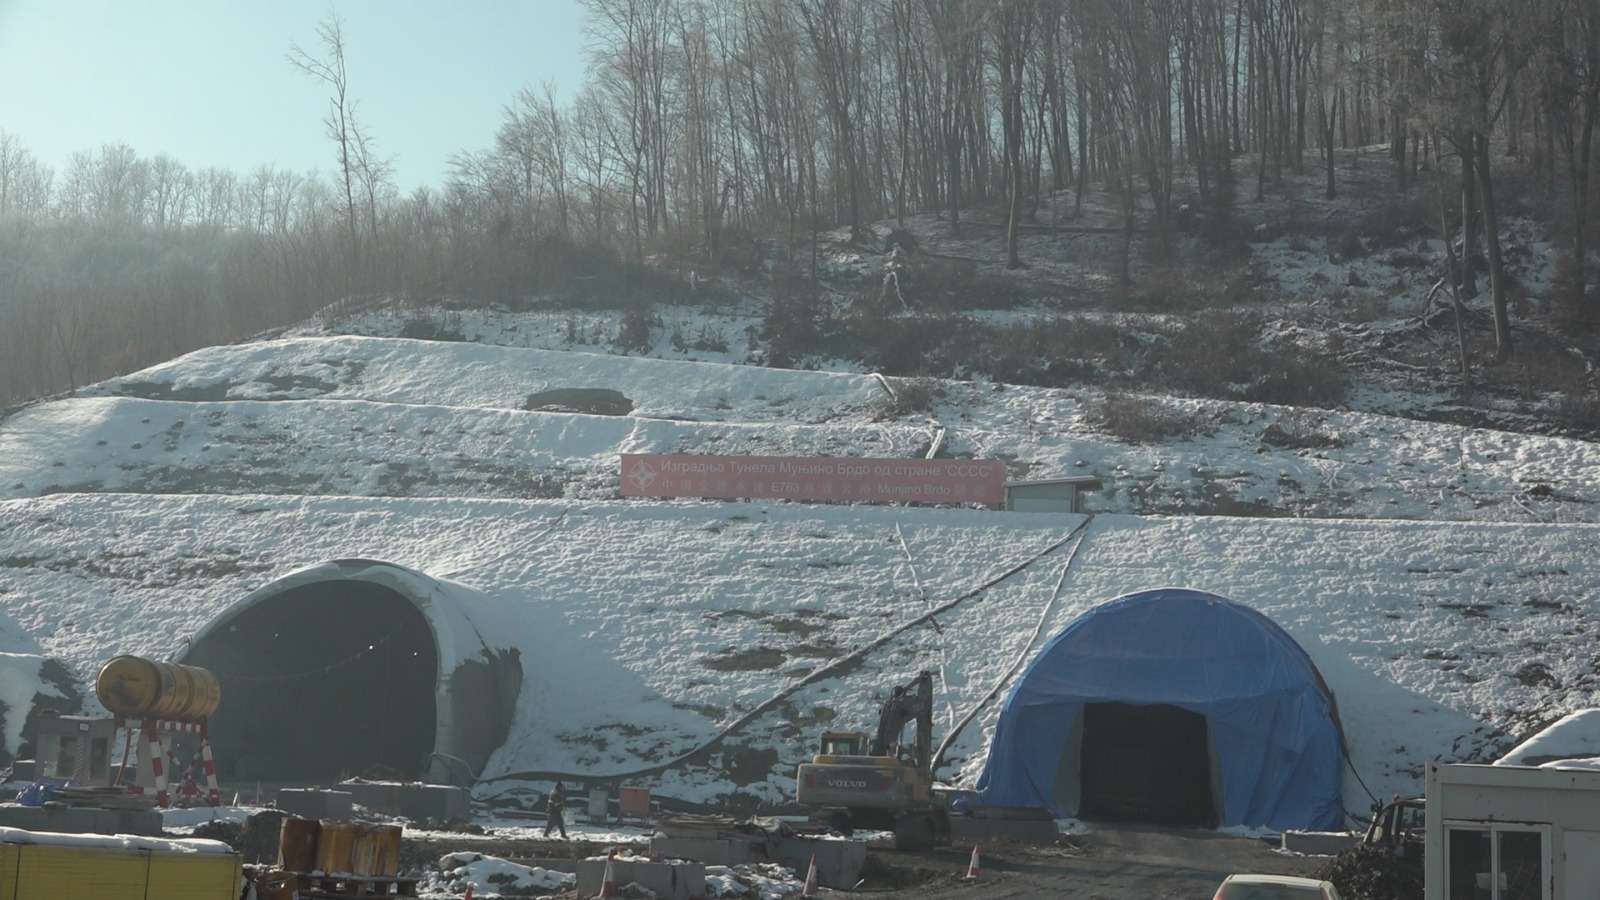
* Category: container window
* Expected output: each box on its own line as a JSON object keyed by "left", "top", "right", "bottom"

{"left": 1448, "top": 828, "right": 1492, "bottom": 900}
{"left": 1497, "top": 830, "right": 1544, "bottom": 900}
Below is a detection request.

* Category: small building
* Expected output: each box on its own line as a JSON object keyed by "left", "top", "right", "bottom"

{"left": 1003, "top": 475, "right": 1102, "bottom": 514}
{"left": 32, "top": 715, "right": 118, "bottom": 786}
{"left": 1424, "top": 761, "right": 1600, "bottom": 899}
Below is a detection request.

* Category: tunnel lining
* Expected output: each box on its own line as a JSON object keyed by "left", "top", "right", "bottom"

{"left": 181, "top": 559, "right": 514, "bottom": 787}
{"left": 186, "top": 579, "right": 438, "bottom": 782}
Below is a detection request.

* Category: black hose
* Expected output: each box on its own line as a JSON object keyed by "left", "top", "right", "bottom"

{"left": 477, "top": 518, "right": 1095, "bottom": 786}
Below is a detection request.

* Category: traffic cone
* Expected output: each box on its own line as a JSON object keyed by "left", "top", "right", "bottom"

{"left": 598, "top": 848, "right": 619, "bottom": 898}
{"left": 801, "top": 853, "right": 819, "bottom": 897}
{"left": 463, "top": 886, "right": 474, "bottom": 900}
{"left": 965, "top": 845, "right": 981, "bottom": 879}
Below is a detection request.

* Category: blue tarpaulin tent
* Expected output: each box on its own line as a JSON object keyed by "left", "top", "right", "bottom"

{"left": 975, "top": 587, "right": 1345, "bottom": 831}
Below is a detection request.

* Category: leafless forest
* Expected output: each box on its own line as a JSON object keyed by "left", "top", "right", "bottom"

{"left": 3, "top": 0, "right": 1598, "bottom": 407}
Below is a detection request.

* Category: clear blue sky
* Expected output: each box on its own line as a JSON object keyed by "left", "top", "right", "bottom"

{"left": 0, "top": 0, "right": 589, "bottom": 189}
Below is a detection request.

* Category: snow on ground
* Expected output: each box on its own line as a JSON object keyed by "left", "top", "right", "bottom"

{"left": 159, "top": 806, "right": 262, "bottom": 831}
{"left": 404, "top": 818, "right": 652, "bottom": 846}
{"left": 1539, "top": 758, "right": 1600, "bottom": 770}
{"left": 0, "top": 396, "right": 930, "bottom": 501}
{"left": 0, "top": 652, "right": 55, "bottom": 760}
{"left": 934, "top": 379, "right": 1599, "bottom": 523}
{"left": 422, "top": 851, "right": 574, "bottom": 898}
{"left": 0, "top": 826, "right": 232, "bottom": 854}
{"left": 0, "top": 607, "right": 60, "bottom": 762}
{"left": 83, "top": 335, "right": 880, "bottom": 424}
{"left": 7, "top": 336, "right": 1595, "bottom": 522}
{"left": 1, "top": 492, "right": 1595, "bottom": 814}
{"left": 1495, "top": 709, "right": 1600, "bottom": 766}
{"left": 704, "top": 862, "right": 806, "bottom": 899}
{"left": 290, "top": 301, "right": 770, "bottom": 369}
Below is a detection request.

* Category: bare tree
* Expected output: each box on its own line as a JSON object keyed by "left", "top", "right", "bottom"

{"left": 996, "top": 0, "right": 1035, "bottom": 267}
{"left": 289, "top": 14, "right": 363, "bottom": 275}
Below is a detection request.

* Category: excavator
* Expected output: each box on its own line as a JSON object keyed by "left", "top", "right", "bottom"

{"left": 794, "top": 670, "right": 949, "bottom": 849}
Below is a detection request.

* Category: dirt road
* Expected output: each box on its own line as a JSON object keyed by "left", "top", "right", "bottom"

{"left": 867, "top": 825, "right": 1325, "bottom": 898}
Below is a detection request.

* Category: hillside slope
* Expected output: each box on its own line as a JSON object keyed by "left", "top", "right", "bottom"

{"left": 1, "top": 492, "right": 1594, "bottom": 809}
{"left": 7, "top": 335, "right": 1594, "bottom": 522}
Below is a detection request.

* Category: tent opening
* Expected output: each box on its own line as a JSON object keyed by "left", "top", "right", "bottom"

{"left": 1078, "top": 702, "right": 1217, "bottom": 828}
{"left": 185, "top": 579, "right": 437, "bottom": 783}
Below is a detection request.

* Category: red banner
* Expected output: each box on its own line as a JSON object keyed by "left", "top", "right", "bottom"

{"left": 619, "top": 454, "right": 1005, "bottom": 507}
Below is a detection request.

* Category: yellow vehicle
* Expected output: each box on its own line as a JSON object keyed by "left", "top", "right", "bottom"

{"left": 0, "top": 829, "right": 241, "bottom": 900}
{"left": 794, "top": 671, "right": 948, "bottom": 849}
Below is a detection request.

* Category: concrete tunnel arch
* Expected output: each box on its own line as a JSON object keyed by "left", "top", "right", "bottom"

{"left": 181, "top": 559, "right": 521, "bottom": 786}
{"left": 975, "top": 587, "right": 1345, "bottom": 831}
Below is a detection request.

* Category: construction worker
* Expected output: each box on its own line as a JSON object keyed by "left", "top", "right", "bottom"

{"left": 544, "top": 781, "right": 568, "bottom": 839}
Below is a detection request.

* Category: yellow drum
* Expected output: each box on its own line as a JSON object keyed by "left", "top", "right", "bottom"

{"left": 95, "top": 656, "right": 221, "bottom": 722}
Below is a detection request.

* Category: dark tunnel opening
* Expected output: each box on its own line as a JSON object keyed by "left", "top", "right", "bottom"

{"left": 1078, "top": 702, "right": 1218, "bottom": 828}
{"left": 185, "top": 579, "right": 438, "bottom": 783}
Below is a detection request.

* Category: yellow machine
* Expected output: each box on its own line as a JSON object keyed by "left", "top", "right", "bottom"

{"left": 794, "top": 671, "right": 948, "bottom": 849}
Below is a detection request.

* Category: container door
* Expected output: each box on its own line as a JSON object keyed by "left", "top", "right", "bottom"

{"left": 1561, "top": 831, "right": 1600, "bottom": 900}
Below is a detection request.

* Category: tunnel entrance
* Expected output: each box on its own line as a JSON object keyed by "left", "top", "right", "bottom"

{"left": 1078, "top": 702, "right": 1217, "bottom": 828}
{"left": 185, "top": 579, "right": 437, "bottom": 783}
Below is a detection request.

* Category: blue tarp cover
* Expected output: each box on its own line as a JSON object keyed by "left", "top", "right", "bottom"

{"left": 975, "top": 587, "right": 1344, "bottom": 830}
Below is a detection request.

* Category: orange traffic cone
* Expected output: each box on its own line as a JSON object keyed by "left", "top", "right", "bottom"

{"left": 801, "top": 852, "right": 819, "bottom": 897}
{"left": 965, "top": 845, "right": 981, "bottom": 879}
{"left": 598, "top": 848, "right": 620, "bottom": 898}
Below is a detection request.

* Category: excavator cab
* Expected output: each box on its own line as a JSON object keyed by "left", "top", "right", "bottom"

{"left": 815, "top": 731, "right": 867, "bottom": 759}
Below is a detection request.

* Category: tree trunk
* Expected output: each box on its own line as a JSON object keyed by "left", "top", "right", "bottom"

{"left": 1438, "top": 176, "right": 1472, "bottom": 392}
{"left": 1474, "top": 133, "right": 1511, "bottom": 359}
{"left": 1460, "top": 148, "right": 1479, "bottom": 297}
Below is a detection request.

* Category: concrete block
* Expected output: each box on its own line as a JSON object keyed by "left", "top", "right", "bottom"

{"left": 650, "top": 836, "right": 754, "bottom": 866}
{"left": 338, "top": 781, "right": 470, "bottom": 821}
{"left": 275, "top": 788, "right": 354, "bottom": 821}
{"left": 1281, "top": 830, "right": 1359, "bottom": 856}
{"left": 576, "top": 859, "right": 705, "bottom": 900}
{"left": 769, "top": 837, "right": 866, "bottom": 889}
{"left": 949, "top": 815, "right": 1060, "bottom": 845}
{"left": 0, "top": 804, "right": 47, "bottom": 830}
{"left": 0, "top": 804, "right": 163, "bottom": 835}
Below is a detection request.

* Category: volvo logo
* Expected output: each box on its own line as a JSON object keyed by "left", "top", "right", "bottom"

{"left": 827, "top": 779, "right": 868, "bottom": 789}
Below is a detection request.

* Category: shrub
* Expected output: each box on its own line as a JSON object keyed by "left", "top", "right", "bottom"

{"left": 398, "top": 311, "right": 467, "bottom": 342}
{"left": 761, "top": 276, "right": 834, "bottom": 367}
{"left": 616, "top": 303, "right": 657, "bottom": 354}
{"left": 1192, "top": 207, "right": 1254, "bottom": 264}
{"left": 1123, "top": 266, "right": 1259, "bottom": 312}
{"left": 1093, "top": 392, "right": 1213, "bottom": 443}
{"left": 1154, "top": 314, "right": 1348, "bottom": 408}
{"left": 1353, "top": 195, "right": 1429, "bottom": 250}
{"left": 868, "top": 377, "right": 939, "bottom": 421}
{"left": 668, "top": 320, "right": 729, "bottom": 354}
{"left": 841, "top": 311, "right": 970, "bottom": 375}
{"left": 690, "top": 323, "right": 729, "bottom": 353}
{"left": 1550, "top": 251, "right": 1600, "bottom": 331}
{"left": 1329, "top": 229, "right": 1368, "bottom": 262}
{"left": 884, "top": 227, "right": 920, "bottom": 255}
{"left": 1259, "top": 413, "right": 1345, "bottom": 450}
{"left": 1315, "top": 845, "right": 1423, "bottom": 900}
{"left": 711, "top": 224, "right": 767, "bottom": 275}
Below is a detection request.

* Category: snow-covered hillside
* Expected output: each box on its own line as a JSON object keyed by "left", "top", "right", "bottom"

{"left": 2, "top": 323, "right": 1596, "bottom": 815}
{"left": 1, "top": 492, "right": 1595, "bottom": 809}
{"left": 10, "top": 335, "right": 1595, "bottom": 522}
{"left": 0, "top": 396, "right": 929, "bottom": 500}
